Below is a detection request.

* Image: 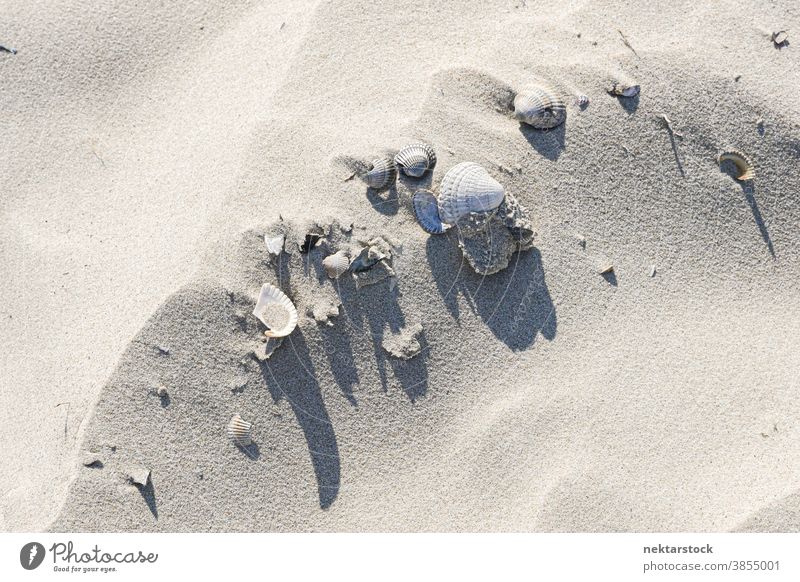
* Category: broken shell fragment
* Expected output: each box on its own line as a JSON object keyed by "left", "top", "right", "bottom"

{"left": 252, "top": 283, "right": 298, "bottom": 338}
{"left": 362, "top": 157, "right": 398, "bottom": 189}
{"left": 264, "top": 233, "right": 285, "bottom": 256}
{"left": 127, "top": 466, "right": 151, "bottom": 487}
{"left": 718, "top": 150, "right": 754, "bottom": 181}
{"left": 599, "top": 264, "right": 614, "bottom": 275}
{"left": 438, "top": 162, "right": 505, "bottom": 225}
{"left": 322, "top": 250, "right": 350, "bottom": 278}
{"left": 771, "top": 30, "right": 788, "bottom": 47}
{"left": 608, "top": 82, "right": 640, "bottom": 97}
{"left": 395, "top": 143, "right": 437, "bottom": 178}
{"left": 412, "top": 189, "right": 448, "bottom": 234}
{"left": 226, "top": 414, "right": 253, "bottom": 447}
{"left": 513, "top": 84, "right": 567, "bottom": 129}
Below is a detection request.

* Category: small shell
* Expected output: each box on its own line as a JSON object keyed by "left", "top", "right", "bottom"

{"left": 264, "top": 233, "right": 285, "bottom": 256}
{"left": 322, "top": 250, "right": 350, "bottom": 278}
{"left": 252, "top": 283, "right": 298, "bottom": 338}
{"left": 608, "top": 82, "right": 640, "bottom": 97}
{"left": 438, "top": 162, "right": 505, "bottom": 224}
{"left": 575, "top": 94, "right": 590, "bottom": 109}
{"left": 227, "top": 414, "right": 253, "bottom": 447}
{"left": 718, "top": 150, "right": 754, "bottom": 181}
{"left": 772, "top": 30, "right": 788, "bottom": 47}
{"left": 513, "top": 85, "right": 567, "bottom": 129}
{"left": 362, "top": 157, "right": 397, "bottom": 189}
{"left": 394, "top": 143, "right": 437, "bottom": 178}
{"left": 412, "top": 189, "right": 448, "bottom": 234}
{"left": 599, "top": 264, "right": 614, "bottom": 275}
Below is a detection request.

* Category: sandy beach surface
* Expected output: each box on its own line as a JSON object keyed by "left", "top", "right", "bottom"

{"left": 1, "top": 0, "right": 799, "bottom": 532}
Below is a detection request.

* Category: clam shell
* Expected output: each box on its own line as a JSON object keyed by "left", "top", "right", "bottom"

{"left": 438, "top": 162, "right": 505, "bottom": 224}
{"left": 394, "top": 143, "right": 437, "bottom": 178}
{"left": 412, "top": 189, "right": 447, "bottom": 234}
{"left": 362, "top": 157, "right": 397, "bottom": 189}
{"left": 226, "top": 414, "right": 253, "bottom": 447}
{"left": 252, "top": 283, "right": 298, "bottom": 338}
{"left": 322, "top": 250, "right": 350, "bottom": 278}
{"left": 608, "top": 82, "right": 640, "bottom": 97}
{"left": 513, "top": 85, "right": 567, "bottom": 129}
{"left": 718, "top": 150, "right": 754, "bottom": 181}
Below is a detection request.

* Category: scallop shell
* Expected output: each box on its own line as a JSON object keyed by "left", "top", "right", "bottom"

{"left": 226, "top": 414, "right": 253, "bottom": 447}
{"left": 252, "top": 283, "right": 298, "bottom": 338}
{"left": 394, "top": 143, "right": 437, "bottom": 178}
{"left": 412, "top": 189, "right": 447, "bottom": 234}
{"left": 513, "top": 85, "right": 567, "bottom": 129}
{"left": 362, "top": 157, "right": 397, "bottom": 189}
{"left": 322, "top": 250, "right": 350, "bottom": 278}
{"left": 718, "top": 150, "right": 754, "bottom": 181}
{"left": 438, "top": 162, "right": 505, "bottom": 225}
{"left": 608, "top": 82, "right": 640, "bottom": 97}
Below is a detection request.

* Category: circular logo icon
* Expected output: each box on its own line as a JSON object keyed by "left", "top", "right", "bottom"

{"left": 20, "top": 542, "right": 45, "bottom": 570}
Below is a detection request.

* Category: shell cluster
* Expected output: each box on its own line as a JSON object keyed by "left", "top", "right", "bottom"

{"left": 226, "top": 414, "right": 253, "bottom": 447}
{"left": 513, "top": 84, "right": 567, "bottom": 129}
{"left": 395, "top": 143, "right": 437, "bottom": 177}
{"left": 252, "top": 283, "right": 298, "bottom": 338}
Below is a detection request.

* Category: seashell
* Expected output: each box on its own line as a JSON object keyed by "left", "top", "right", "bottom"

{"left": 771, "top": 30, "right": 788, "bottom": 47}
{"left": 394, "top": 143, "right": 437, "bottom": 178}
{"left": 322, "top": 250, "right": 350, "bottom": 278}
{"left": 608, "top": 82, "right": 640, "bottom": 97}
{"left": 513, "top": 85, "right": 567, "bottom": 129}
{"left": 265, "top": 233, "right": 285, "bottom": 256}
{"left": 599, "top": 264, "right": 614, "bottom": 275}
{"left": 362, "top": 157, "right": 397, "bottom": 189}
{"left": 575, "top": 94, "right": 590, "bottom": 109}
{"left": 252, "top": 283, "right": 298, "bottom": 338}
{"left": 226, "top": 414, "right": 253, "bottom": 447}
{"left": 718, "top": 150, "right": 754, "bottom": 181}
{"left": 127, "top": 466, "right": 151, "bottom": 487}
{"left": 438, "top": 162, "right": 505, "bottom": 225}
{"left": 412, "top": 189, "right": 448, "bottom": 234}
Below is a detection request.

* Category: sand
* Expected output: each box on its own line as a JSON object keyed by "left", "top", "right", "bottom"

{"left": 1, "top": 0, "right": 799, "bottom": 532}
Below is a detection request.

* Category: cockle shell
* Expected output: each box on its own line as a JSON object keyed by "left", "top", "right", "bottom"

{"left": 363, "top": 157, "right": 397, "bottom": 189}
{"left": 394, "top": 143, "right": 437, "bottom": 178}
{"left": 412, "top": 189, "right": 448, "bottom": 234}
{"left": 718, "top": 150, "right": 754, "bottom": 181}
{"left": 252, "top": 283, "right": 298, "bottom": 338}
{"left": 438, "top": 162, "right": 505, "bottom": 225}
{"left": 322, "top": 250, "right": 350, "bottom": 278}
{"left": 513, "top": 85, "right": 567, "bottom": 129}
{"left": 226, "top": 414, "right": 253, "bottom": 447}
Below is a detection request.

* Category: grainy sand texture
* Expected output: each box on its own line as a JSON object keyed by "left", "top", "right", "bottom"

{"left": 1, "top": 0, "right": 799, "bottom": 532}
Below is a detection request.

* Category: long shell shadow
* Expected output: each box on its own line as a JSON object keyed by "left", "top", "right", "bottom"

{"left": 614, "top": 94, "right": 639, "bottom": 114}
{"left": 426, "top": 237, "right": 556, "bottom": 351}
{"left": 257, "top": 329, "right": 340, "bottom": 509}
{"left": 518, "top": 123, "right": 566, "bottom": 161}
{"left": 318, "top": 321, "right": 360, "bottom": 406}
{"left": 135, "top": 479, "right": 158, "bottom": 520}
{"left": 742, "top": 184, "right": 776, "bottom": 258}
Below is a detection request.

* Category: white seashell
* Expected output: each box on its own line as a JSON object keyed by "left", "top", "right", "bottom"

{"left": 226, "top": 414, "right": 253, "bottom": 447}
{"left": 252, "top": 283, "right": 298, "bottom": 338}
{"left": 264, "top": 233, "right": 285, "bottom": 256}
{"left": 322, "top": 250, "right": 350, "bottom": 278}
{"left": 513, "top": 84, "right": 567, "bottom": 129}
{"left": 412, "top": 189, "right": 448, "bottom": 234}
{"left": 575, "top": 94, "right": 590, "bottom": 109}
{"left": 438, "top": 162, "right": 505, "bottom": 225}
{"left": 127, "top": 466, "right": 151, "bottom": 487}
{"left": 394, "top": 143, "right": 437, "bottom": 178}
{"left": 362, "top": 157, "right": 397, "bottom": 189}
{"left": 718, "top": 150, "right": 754, "bottom": 181}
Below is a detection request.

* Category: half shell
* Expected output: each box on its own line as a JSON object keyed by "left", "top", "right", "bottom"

{"left": 226, "top": 414, "right": 253, "bottom": 447}
{"left": 322, "top": 250, "right": 350, "bottom": 278}
{"left": 608, "top": 82, "right": 640, "bottom": 97}
{"left": 394, "top": 143, "right": 437, "bottom": 178}
{"left": 362, "top": 157, "right": 397, "bottom": 189}
{"left": 513, "top": 85, "right": 567, "bottom": 129}
{"left": 718, "top": 150, "right": 754, "bottom": 181}
{"left": 252, "top": 283, "right": 298, "bottom": 338}
{"left": 412, "top": 189, "right": 447, "bottom": 234}
{"left": 438, "top": 162, "right": 505, "bottom": 225}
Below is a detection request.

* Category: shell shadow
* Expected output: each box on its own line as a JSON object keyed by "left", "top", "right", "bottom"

{"left": 236, "top": 442, "right": 261, "bottom": 460}
{"left": 741, "top": 183, "right": 775, "bottom": 258}
{"left": 257, "top": 329, "right": 340, "bottom": 509}
{"left": 601, "top": 270, "right": 618, "bottom": 286}
{"left": 426, "top": 237, "right": 556, "bottom": 351}
{"left": 614, "top": 94, "right": 640, "bottom": 114}
{"left": 134, "top": 479, "right": 158, "bottom": 520}
{"left": 518, "top": 123, "right": 566, "bottom": 161}
{"left": 366, "top": 184, "right": 400, "bottom": 216}
{"left": 318, "top": 319, "right": 360, "bottom": 406}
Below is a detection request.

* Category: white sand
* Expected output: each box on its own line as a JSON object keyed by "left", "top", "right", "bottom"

{"left": 1, "top": 0, "right": 799, "bottom": 532}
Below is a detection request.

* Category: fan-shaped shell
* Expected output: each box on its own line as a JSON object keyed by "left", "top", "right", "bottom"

{"left": 322, "top": 250, "right": 350, "bottom": 278}
{"left": 412, "top": 190, "right": 447, "bottom": 234}
{"left": 513, "top": 85, "right": 567, "bottom": 129}
{"left": 226, "top": 414, "right": 253, "bottom": 447}
{"left": 438, "top": 162, "right": 505, "bottom": 224}
{"left": 252, "top": 283, "right": 298, "bottom": 338}
{"left": 718, "top": 150, "right": 754, "bottom": 181}
{"left": 394, "top": 143, "right": 437, "bottom": 178}
{"left": 362, "top": 157, "right": 397, "bottom": 189}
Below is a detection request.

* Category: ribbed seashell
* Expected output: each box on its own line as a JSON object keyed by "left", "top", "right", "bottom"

{"left": 226, "top": 414, "right": 253, "bottom": 447}
{"left": 438, "top": 162, "right": 505, "bottom": 225}
{"left": 252, "top": 283, "right": 298, "bottom": 338}
{"left": 412, "top": 189, "right": 447, "bottom": 234}
{"left": 608, "top": 82, "right": 640, "bottom": 97}
{"left": 718, "top": 150, "right": 754, "bottom": 181}
{"left": 362, "top": 157, "right": 397, "bottom": 189}
{"left": 322, "top": 250, "right": 350, "bottom": 278}
{"left": 394, "top": 143, "right": 437, "bottom": 178}
{"left": 513, "top": 85, "right": 567, "bottom": 129}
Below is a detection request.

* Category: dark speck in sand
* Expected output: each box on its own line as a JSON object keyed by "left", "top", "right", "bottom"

{"left": 0, "top": 45, "right": 17, "bottom": 55}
